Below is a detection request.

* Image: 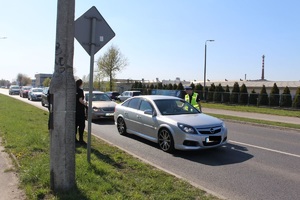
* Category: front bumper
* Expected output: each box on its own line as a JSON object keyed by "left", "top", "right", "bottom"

{"left": 173, "top": 128, "right": 228, "bottom": 150}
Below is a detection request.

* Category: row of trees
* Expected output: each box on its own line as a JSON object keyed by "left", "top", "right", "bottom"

{"left": 0, "top": 73, "right": 32, "bottom": 88}
{"left": 131, "top": 81, "right": 300, "bottom": 109}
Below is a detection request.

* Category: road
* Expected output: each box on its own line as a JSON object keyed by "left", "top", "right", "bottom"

{"left": 1, "top": 88, "right": 300, "bottom": 200}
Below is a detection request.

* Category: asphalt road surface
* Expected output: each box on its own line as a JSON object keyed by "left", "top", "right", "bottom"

{"left": 1, "top": 88, "right": 300, "bottom": 200}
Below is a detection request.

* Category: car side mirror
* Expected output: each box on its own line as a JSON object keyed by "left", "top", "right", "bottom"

{"left": 144, "top": 109, "right": 156, "bottom": 116}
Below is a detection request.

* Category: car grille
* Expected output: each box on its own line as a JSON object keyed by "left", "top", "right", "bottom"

{"left": 196, "top": 126, "right": 222, "bottom": 135}
{"left": 102, "top": 107, "right": 115, "bottom": 112}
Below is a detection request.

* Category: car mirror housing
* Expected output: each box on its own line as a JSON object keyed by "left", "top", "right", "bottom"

{"left": 144, "top": 109, "right": 153, "bottom": 115}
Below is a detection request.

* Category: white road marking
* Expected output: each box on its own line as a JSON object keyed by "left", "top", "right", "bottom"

{"left": 230, "top": 140, "right": 300, "bottom": 158}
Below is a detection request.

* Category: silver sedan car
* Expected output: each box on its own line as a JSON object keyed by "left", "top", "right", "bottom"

{"left": 85, "top": 91, "right": 117, "bottom": 121}
{"left": 114, "top": 95, "right": 228, "bottom": 153}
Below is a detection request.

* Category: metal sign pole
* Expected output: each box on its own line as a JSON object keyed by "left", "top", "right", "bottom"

{"left": 87, "top": 17, "right": 96, "bottom": 163}
{"left": 74, "top": 6, "right": 115, "bottom": 163}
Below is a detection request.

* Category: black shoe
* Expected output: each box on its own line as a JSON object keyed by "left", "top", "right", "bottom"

{"left": 75, "top": 139, "right": 80, "bottom": 143}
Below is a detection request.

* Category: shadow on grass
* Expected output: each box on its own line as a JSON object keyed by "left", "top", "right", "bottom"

{"left": 52, "top": 185, "right": 89, "bottom": 200}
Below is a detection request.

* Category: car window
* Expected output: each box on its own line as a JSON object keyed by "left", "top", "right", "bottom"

{"left": 33, "top": 89, "right": 43, "bottom": 92}
{"left": 86, "top": 93, "right": 111, "bottom": 101}
{"left": 139, "top": 100, "right": 153, "bottom": 112}
{"left": 127, "top": 98, "right": 141, "bottom": 109}
{"left": 122, "top": 100, "right": 130, "bottom": 107}
{"left": 154, "top": 99, "right": 199, "bottom": 115}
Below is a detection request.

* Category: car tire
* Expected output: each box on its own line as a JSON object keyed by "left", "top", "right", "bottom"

{"left": 158, "top": 128, "right": 174, "bottom": 153}
{"left": 117, "top": 117, "right": 127, "bottom": 135}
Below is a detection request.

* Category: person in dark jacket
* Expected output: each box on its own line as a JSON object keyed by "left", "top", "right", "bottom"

{"left": 75, "top": 79, "right": 87, "bottom": 144}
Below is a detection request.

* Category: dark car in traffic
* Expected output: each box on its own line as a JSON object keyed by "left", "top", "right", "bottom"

{"left": 104, "top": 91, "right": 120, "bottom": 101}
{"left": 41, "top": 87, "right": 49, "bottom": 107}
{"left": 19, "top": 86, "right": 32, "bottom": 98}
{"left": 9, "top": 85, "right": 20, "bottom": 95}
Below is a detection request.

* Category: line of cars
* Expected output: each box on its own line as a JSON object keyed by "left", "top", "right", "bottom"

{"left": 8, "top": 86, "right": 228, "bottom": 153}
{"left": 8, "top": 85, "right": 48, "bottom": 102}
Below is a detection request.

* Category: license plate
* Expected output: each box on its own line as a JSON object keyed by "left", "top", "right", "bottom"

{"left": 105, "top": 113, "right": 114, "bottom": 116}
{"left": 205, "top": 136, "right": 220, "bottom": 143}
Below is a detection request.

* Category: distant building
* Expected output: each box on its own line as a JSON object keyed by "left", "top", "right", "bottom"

{"left": 35, "top": 73, "right": 52, "bottom": 87}
{"left": 31, "top": 79, "right": 36, "bottom": 87}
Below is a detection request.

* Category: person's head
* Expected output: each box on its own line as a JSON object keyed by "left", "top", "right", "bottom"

{"left": 76, "top": 79, "right": 83, "bottom": 88}
{"left": 185, "top": 86, "right": 193, "bottom": 95}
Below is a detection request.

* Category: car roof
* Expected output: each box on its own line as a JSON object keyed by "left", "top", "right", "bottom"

{"left": 84, "top": 91, "right": 104, "bottom": 94}
{"left": 134, "top": 95, "right": 180, "bottom": 100}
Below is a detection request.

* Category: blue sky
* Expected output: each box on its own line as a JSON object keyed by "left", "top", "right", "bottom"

{"left": 1, "top": 0, "right": 299, "bottom": 83}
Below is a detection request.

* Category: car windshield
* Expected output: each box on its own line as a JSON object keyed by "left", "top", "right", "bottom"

{"left": 11, "top": 86, "right": 19, "bottom": 89}
{"left": 154, "top": 99, "right": 200, "bottom": 115}
{"left": 86, "top": 93, "right": 111, "bottom": 101}
{"left": 32, "top": 89, "right": 43, "bottom": 92}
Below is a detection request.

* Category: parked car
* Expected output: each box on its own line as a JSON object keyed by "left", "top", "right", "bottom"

{"left": 114, "top": 95, "right": 228, "bottom": 153}
{"left": 28, "top": 88, "right": 43, "bottom": 101}
{"left": 117, "top": 90, "right": 141, "bottom": 102}
{"left": 85, "top": 91, "right": 117, "bottom": 121}
{"left": 9, "top": 85, "right": 20, "bottom": 95}
{"left": 104, "top": 91, "right": 120, "bottom": 101}
{"left": 19, "top": 86, "right": 32, "bottom": 98}
{"left": 41, "top": 87, "right": 49, "bottom": 107}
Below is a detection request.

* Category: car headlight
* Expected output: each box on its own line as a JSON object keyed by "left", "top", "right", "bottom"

{"left": 221, "top": 122, "right": 226, "bottom": 128}
{"left": 178, "top": 123, "right": 197, "bottom": 134}
{"left": 92, "top": 107, "right": 98, "bottom": 111}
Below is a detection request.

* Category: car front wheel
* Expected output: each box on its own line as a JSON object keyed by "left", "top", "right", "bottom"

{"left": 158, "top": 128, "right": 174, "bottom": 153}
{"left": 117, "top": 117, "right": 127, "bottom": 135}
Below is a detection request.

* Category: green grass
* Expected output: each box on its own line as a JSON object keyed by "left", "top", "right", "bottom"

{"left": 0, "top": 94, "right": 218, "bottom": 200}
{"left": 202, "top": 102, "right": 300, "bottom": 118}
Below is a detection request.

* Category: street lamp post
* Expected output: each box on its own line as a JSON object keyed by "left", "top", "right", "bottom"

{"left": 203, "top": 39, "right": 214, "bottom": 101}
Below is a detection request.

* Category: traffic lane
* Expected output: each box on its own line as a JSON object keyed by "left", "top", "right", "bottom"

{"left": 227, "top": 122, "right": 300, "bottom": 156}
{"left": 91, "top": 120, "right": 300, "bottom": 200}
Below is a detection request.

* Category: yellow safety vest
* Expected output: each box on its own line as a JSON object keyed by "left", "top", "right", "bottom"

{"left": 185, "top": 92, "right": 200, "bottom": 110}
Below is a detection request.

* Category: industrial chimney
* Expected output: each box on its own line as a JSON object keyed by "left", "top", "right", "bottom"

{"left": 261, "top": 55, "right": 265, "bottom": 80}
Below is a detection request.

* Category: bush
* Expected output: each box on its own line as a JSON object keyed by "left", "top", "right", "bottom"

{"left": 292, "top": 87, "right": 300, "bottom": 109}
{"left": 207, "top": 83, "right": 215, "bottom": 102}
{"left": 213, "top": 84, "right": 224, "bottom": 103}
{"left": 280, "top": 87, "right": 292, "bottom": 107}
{"left": 223, "top": 85, "right": 230, "bottom": 103}
{"left": 249, "top": 89, "right": 258, "bottom": 105}
{"left": 269, "top": 83, "right": 280, "bottom": 107}
{"left": 258, "top": 85, "right": 269, "bottom": 106}
{"left": 195, "top": 83, "right": 203, "bottom": 99}
{"left": 239, "top": 84, "right": 248, "bottom": 105}
{"left": 230, "top": 82, "right": 240, "bottom": 104}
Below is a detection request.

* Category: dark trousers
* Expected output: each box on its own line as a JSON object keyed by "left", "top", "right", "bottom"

{"left": 75, "top": 115, "right": 85, "bottom": 141}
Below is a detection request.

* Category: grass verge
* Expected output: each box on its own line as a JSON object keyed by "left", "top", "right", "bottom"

{"left": 202, "top": 102, "right": 300, "bottom": 118}
{"left": 0, "top": 94, "right": 219, "bottom": 200}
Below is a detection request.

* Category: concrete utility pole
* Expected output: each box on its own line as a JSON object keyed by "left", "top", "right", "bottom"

{"left": 49, "top": 0, "right": 76, "bottom": 192}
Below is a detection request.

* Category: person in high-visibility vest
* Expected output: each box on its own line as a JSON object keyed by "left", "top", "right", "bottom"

{"left": 184, "top": 86, "right": 202, "bottom": 111}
